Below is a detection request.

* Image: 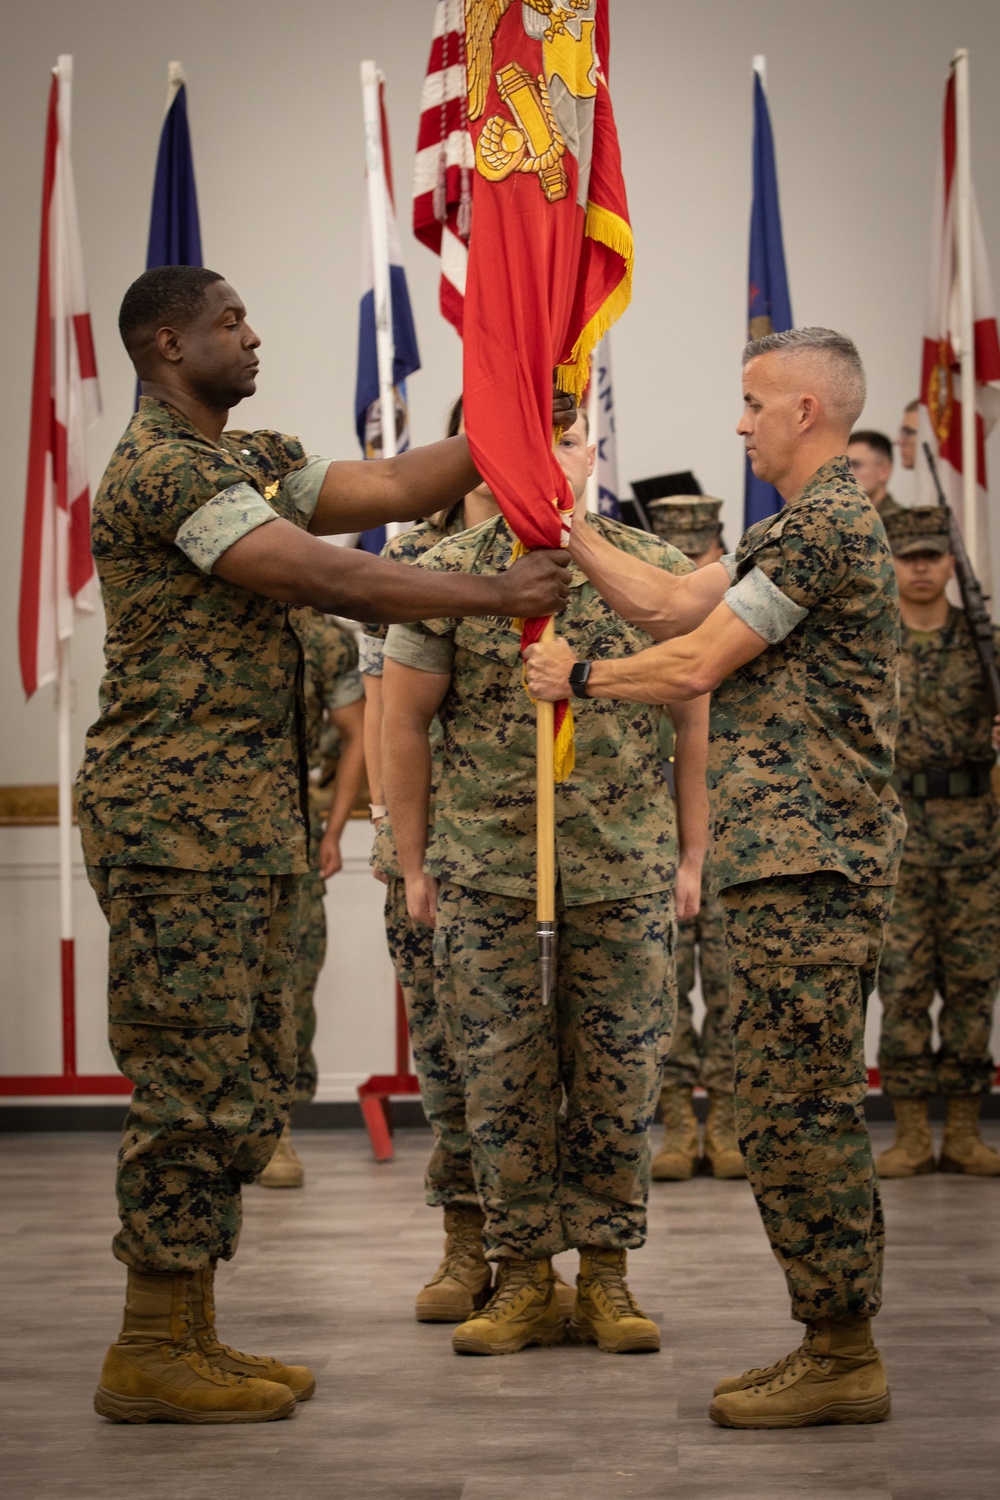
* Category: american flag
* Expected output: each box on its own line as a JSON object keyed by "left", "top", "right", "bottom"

{"left": 413, "top": 0, "right": 473, "bottom": 335}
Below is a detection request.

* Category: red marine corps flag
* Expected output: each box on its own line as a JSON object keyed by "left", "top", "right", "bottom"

{"left": 460, "top": 0, "right": 632, "bottom": 996}
{"left": 916, "top": 55, "right": 1000, "bottom": 586}
{"left": 19, "top": 57, "right": 101, "bottom": 699}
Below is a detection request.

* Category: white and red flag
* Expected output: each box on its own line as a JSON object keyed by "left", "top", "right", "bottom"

{"left": 413, "top": 0, "right": 473, "bottom": 334}
{"left": 19, "top": 57, "right": 101, "bottom": 700}
{"left": 916, "top": 65, "right": 1000, "bottom": 581}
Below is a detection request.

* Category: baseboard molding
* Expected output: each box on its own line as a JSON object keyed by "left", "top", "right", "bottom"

{"left": 2, "top": 1093, "right": 996, "bottom": 1132}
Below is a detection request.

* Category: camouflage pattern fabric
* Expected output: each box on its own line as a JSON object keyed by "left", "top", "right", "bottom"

{"left": 875, "top": 491, "right": 903, "bottom": 520}
{"left": 383, "top": 877, "right": 476, "bottom": 1206}
{"left": 661, "top": 874, "right": 734, "bottom": 1094}
{"left": 877, "top": 606, "right": 1000, "bottom": 1097}
{"left": 434, "top": 881, "right": 674, "bottom": 1260}
{"left": 363, "top": 507, "right": 466, "bottom": 883}
{"left": 710, "top": 457, "right": 905, "bottom": 893}
{"left": 878, "top": 858, "right": 1000, "bottom": 1098}
{"left": 385, "top": 513, "right": 692, "bottom": 904}
{"left": 288, "top": 614, "right": 363, "bottom": 1102}
{"left": 88, "top": 864, "right": 298, "bottom": 1272}
{"left": 722, "top": 873, "right": 893, "bottom": 1323}
{"left": 78, "top": 396, "right": 330, "bottom": 875}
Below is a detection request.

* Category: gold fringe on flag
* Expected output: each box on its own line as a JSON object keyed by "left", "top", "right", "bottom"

{"left": 556, "top": 202, "right": 634, "bottom": 400}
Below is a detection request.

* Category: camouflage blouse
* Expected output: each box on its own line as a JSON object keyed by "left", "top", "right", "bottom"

{"left": 384, "top": 514, "right": 693, "bottom": 907}
{"left": 77, "top": 397, "right": 329, "bottom": 873}
{"left": 896, "top": 605, "right": 1000, "bottom": 867}
{"left": 710, "top": 457, "right": 906, "bottom": 892}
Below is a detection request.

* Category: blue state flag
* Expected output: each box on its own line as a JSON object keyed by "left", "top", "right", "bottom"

{"left": 355, "top": 82, "right": 420, "bottom": 555}
{"left": 146, "top": 80, "right": 202, "bottom": 269}
{"left": 744, "top": 65, "right": 792, "bottom": 528}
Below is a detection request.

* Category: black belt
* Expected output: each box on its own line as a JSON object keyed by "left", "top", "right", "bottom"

{"left": 893, "top": 763, "right": 995, "bottom": 799}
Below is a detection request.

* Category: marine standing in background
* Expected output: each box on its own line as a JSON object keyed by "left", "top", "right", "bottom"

{"left": 847, "top": 429, "right": 902, "bottom": 520}
{"left": 876, "top": 508, "right": 1000, "bottom": 1178}
{"left": 259, "top": 612, "right": 366, "bottom": 1189}
{"left": 897, "top": 399, "right": 920, "bottom": 471}
{"left": 645, "top": 497, "right": 744, "bottom": 1182}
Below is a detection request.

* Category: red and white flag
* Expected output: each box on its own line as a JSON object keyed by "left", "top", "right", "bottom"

{"left": 413, "top": 0, "right": 473, "bottom": 334}
{"left": 916, "top": 68, "right": 1000, "bottom": 581}
{"left": 19, "top": 57, "right": 101, "bottom": 700}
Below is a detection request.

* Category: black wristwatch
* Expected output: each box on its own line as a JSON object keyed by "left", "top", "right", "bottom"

{"left": 569, "top": 661, "right": 593, "bottom": 699}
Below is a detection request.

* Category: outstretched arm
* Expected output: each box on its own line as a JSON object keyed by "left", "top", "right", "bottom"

{"left": 309, "top": 438, "right": 479, "bottom": 536}
{"left": 569, "top": 514, "right": 730, "bottom": 640}
{"left": 524, "top": 602, "right": 767, "bottom": 703}
{"left": 214, "top": 517, "right": 569, "bottom": 625}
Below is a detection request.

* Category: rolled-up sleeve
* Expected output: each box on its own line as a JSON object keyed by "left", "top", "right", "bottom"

{"left": 283, "top": 456, "right": 332, "bottom": 524}
{"left": 359, "top": 632, "right": 385, "bottom": 678}
{"left": 175, "top": 483, "right": 278, "bottom": 573}
{"left": 384, "top": 624, "right": 455, "bottom": 675}
{"left": 724, "top": 565, "right": 809, "bottom": 644}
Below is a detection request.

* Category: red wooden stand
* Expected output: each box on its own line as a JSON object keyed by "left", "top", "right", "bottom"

{"left": 357, "top": 980, "right": 421, "bottom": 1161}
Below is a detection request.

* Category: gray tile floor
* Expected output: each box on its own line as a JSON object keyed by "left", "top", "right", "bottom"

{"left": 1, "top": 1123, "right": 998, "bottom": 1500}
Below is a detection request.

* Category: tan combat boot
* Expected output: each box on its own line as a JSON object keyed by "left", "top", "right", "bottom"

{"left": 415, "top": 1205, "right": 493, "bottom": 1322}
{"left": 875, "top": 1097, "right": 935, "bottom": 1178}
{"left": 651, "top": 1088, "right": 699, "bottom": 1181}
{"left": 570, "top": 1248, "right": 660, "bottom": 1354}
{"left": 709, "top": 1317, "right": 889, "bottom": 1428}
{"left": 258, "top": 1125, "right": 305, "bottom": 1189}
{"left": 189, "top": 1266, "right": 315, "bottom": 1400}
{"left": 94, "top": 1268, "right": 296, "bottom": 1424}
{"left": 703, "top": 1092, "right": 746, "bottom": 1179}
{"left": 939, "top": 1096, "right": 1000, "bottom": 1175}
{"left": 452, "top": 1257, "right": 565, "bottom": 1355}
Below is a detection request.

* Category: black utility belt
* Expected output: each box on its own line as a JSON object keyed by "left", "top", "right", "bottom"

{"left": 894, "top": 763, "right": 995, "bottom": 800}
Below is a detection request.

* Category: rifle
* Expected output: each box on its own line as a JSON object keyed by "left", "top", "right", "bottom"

{"left": 921, "top": 441, "right": 1000, "bottom": 718}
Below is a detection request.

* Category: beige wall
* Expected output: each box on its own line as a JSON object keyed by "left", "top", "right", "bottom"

{"left": 2, "top": 0, "right": 1000, "bottom": 780}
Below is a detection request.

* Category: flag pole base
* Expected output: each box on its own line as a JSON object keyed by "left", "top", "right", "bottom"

{"left": 538, "top": 923, "right": 555, "bottom": 1006}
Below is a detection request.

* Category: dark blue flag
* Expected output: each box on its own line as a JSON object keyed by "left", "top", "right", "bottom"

{"left": 146, "top": 82, "right": 202, "bottom": 270}
{"left": 744, "top": 67, "right": 792, "bottom": 528}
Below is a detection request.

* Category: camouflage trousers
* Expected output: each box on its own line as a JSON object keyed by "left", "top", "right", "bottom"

{"left": 877, "top": 854, "right": 1000, "bottom": 1098}
{"left": 661, "top": 885, "right": 734, "bottom": 1095}
{"left": 722, "top": 873, "right": 892, "bottom": 1324}
{"left": 89, "top": 864, "right": 298, "bottom": 1272}
{"left": 382, "top": 877, "right": 476, "bottom": 1208}
{"left": 434, "top": 881, "right": 674, "bottom": 1261}
{"left": 291, "top": 865, "right": 326, "bottom": 1103}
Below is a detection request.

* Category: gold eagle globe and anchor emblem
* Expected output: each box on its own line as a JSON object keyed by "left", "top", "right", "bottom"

{"left": 927, "top": 337, "right": 955, "bottom": 446}
{"left": 467, "top": 0, "right": 596, "bottom": 204}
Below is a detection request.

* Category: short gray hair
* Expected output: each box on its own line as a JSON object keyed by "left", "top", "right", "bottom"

{"left": 742, "top": 326, "right": 866, "bottom": 428}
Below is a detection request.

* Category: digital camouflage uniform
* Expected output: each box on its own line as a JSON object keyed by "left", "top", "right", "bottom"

{"left": 290, "top": 611, "right": 364, "bottom": 1103}
{"left": 711, "top": 458, "right": 905, "bottom": 1322}
{"left": 385, "top": 514, "right": 694, "bottom": 1261}
{"left": 877, "top": 592, "right": 1000, "bottom": 1099}
{"left": 77, "top": 396, "right": 331, "bottom": 1272}
{"left": 361, "top": 508, "right": 478, "bottom": 1208}
{"left": 647, "top": 498, "right": 735, "bottom": 1101}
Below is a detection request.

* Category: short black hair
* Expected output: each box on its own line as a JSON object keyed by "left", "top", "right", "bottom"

{"left": 849, "top": 429, "right": 893, "bottom": 462}
{"left": 446, "top": 395, "right": 463, "bottom": 438}
{"left": 118, "top": 265, "right": 225, "bottom": 357}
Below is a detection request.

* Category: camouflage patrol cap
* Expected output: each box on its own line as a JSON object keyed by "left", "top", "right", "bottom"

{"left": 883, "top": 506, "right": 952, "bottom": 557}
{"left": 647, "top": 497, "right": 724, "bottom": 557}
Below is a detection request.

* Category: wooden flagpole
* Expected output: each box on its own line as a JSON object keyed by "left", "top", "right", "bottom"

{"left": 536, "top": 618, "right": 556, "bottom": 1005}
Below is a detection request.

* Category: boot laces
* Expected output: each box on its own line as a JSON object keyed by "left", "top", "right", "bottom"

{"left": 483, "top": 1262, "right": 542, "bottom": 1321}
{"left": 588, "top": 1264, "right": 642, "bottom": 1320}
{"left": 739, "top": 1332, "right": 814, "bottom": 1388}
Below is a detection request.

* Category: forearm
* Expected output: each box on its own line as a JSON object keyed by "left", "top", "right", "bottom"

{"left": 382, "top": 719, "right": 433, "bottom": 878}
{"left": 310, "top": 437, "right": 479, "bottom": 535}
{"left": 585, "top": 637, "right": 716, "bottom": 705}
{"left": 362, "top": 676, "right": 384, "bottom": 805}
{"left": 325, "top": 732, "right": 366, "bottom": 837}
{"left": 670, "top": 701, "right": 710, "bottom": 871}
{"left": 570, "top": 516, "right": 727, "bottom": 640}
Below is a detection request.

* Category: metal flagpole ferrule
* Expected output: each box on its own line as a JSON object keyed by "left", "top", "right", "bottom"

{"left": 537, "top": 923, "right": 555, "bottom": 1007}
